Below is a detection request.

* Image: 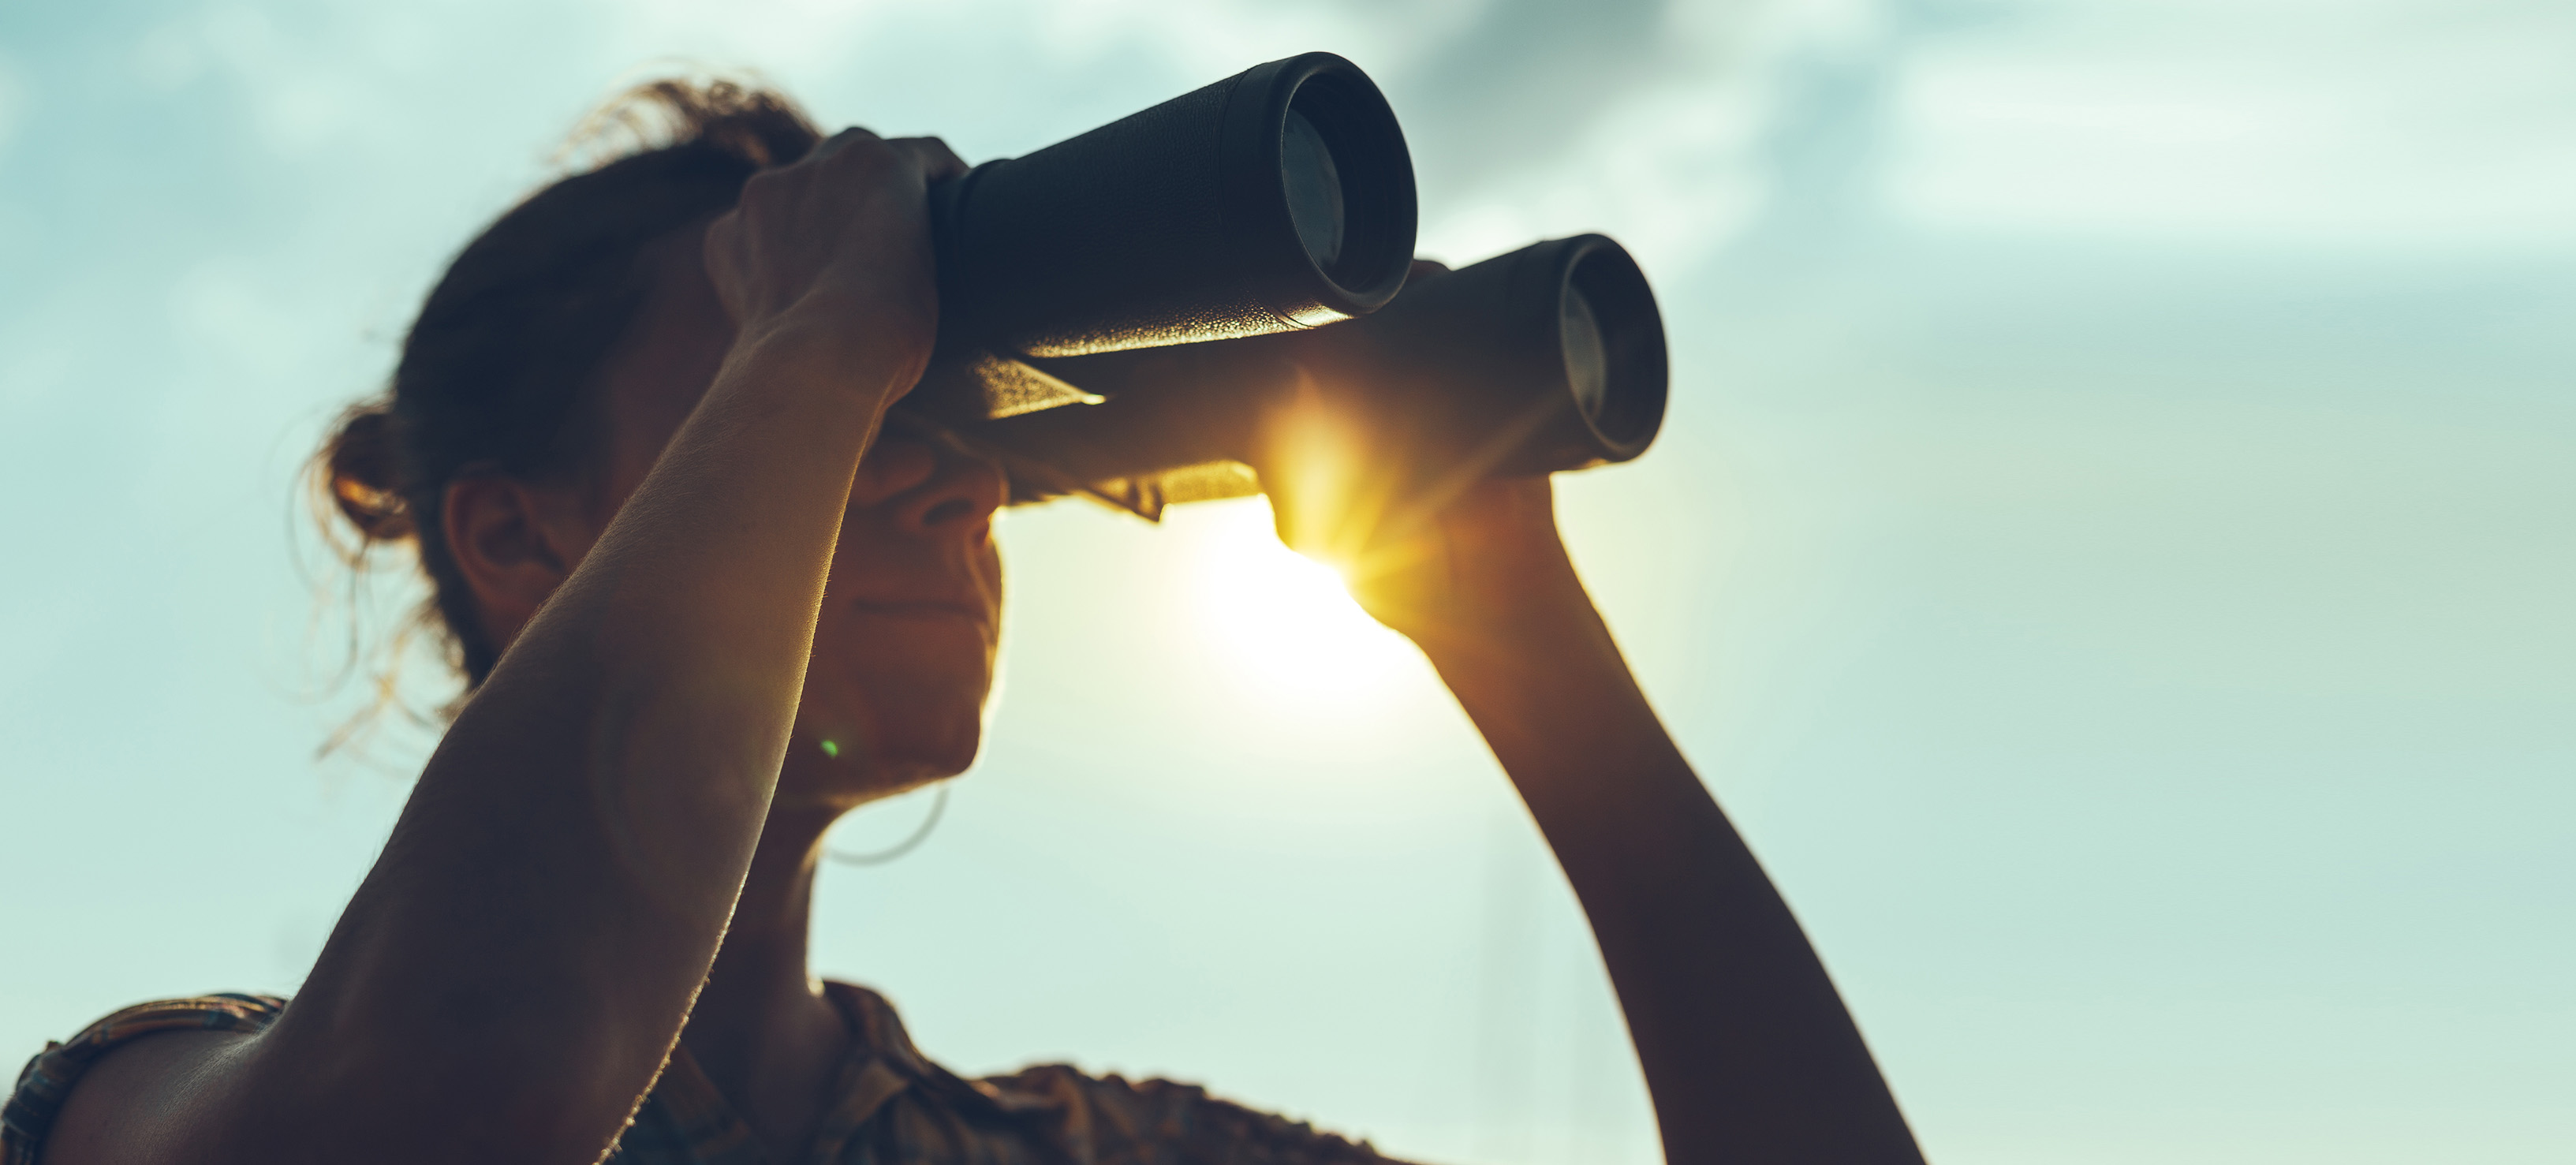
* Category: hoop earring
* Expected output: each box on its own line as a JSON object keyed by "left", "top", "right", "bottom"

{"left": 824, "top": 782, "right": 952, "bottom": 866}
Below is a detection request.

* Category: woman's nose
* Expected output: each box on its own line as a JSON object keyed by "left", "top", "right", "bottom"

{"left": 851, "top": 435, "right": 938, "bottom": 502}
{"left": 899, "top": 446, "right": 1006, "bottom": 536}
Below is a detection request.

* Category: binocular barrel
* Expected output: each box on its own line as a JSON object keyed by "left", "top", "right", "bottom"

{"left": 943, "top": 234, "right": 1668, "bottom": 514}
{"left": 928, "top": 51, "right": 1417, "bottom": 360}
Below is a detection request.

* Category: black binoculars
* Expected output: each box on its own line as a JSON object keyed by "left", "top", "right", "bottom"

{"left": 902, "top": 51, "right": 1668, "bottom": 519}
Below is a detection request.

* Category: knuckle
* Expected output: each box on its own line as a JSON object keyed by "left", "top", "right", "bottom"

{"left": 827, "top": 137, "right": 898, "bottom": 174}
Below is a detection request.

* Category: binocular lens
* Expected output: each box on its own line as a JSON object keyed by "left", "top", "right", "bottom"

{"left": 1561, "top": 284, "right": 1609, "bottom": 423}
{"left": 1282, "top": 109, "right": 1346, "bottom": 271}
{"left": 1563, "top": 241, "right": 1664, "bottom": 452}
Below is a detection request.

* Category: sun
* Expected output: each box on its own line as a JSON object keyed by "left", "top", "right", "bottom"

{"left": 1175, "top": 497, "right": 1420, "bottom": 700}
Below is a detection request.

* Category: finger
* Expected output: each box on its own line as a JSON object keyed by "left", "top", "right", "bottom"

{"left": 886, "top": 135, "right": 972, "bottom": 182}
{"left": 1407, "top": 257, "right": 1452, "bottom": 280}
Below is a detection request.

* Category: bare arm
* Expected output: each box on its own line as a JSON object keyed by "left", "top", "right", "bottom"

{"left": 46, "top": 131, "right": 963, "bottom": 1165}
{"left": 1320, "top": 477, "right": 1923, "bottom": 1165}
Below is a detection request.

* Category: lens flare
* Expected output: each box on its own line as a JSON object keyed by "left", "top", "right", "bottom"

{"left": 1257, "top": 373, "right": 1392, "bottom": 569}
{"left": 1181, "top": 498, "right": 1415, "bottom": 700}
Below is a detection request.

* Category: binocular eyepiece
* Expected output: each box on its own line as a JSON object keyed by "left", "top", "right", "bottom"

{"left": 902, "top": 52, "right": 1671, "bottom": 518}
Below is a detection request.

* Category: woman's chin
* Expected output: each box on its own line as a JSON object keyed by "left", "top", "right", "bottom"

{"left": 786, "top": 633, "right": 994, "bottom": 808}
{"left": 778, "top": 713, "right": 982, "bottom": 812}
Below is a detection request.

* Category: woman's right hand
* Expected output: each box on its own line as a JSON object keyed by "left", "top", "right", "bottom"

{"left": 702, "top": 129, "right": 966, "bottom": 391}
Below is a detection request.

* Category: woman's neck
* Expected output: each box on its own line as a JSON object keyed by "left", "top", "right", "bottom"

{"left": 679, "top": 805, "right": 850, "bottom": 1161}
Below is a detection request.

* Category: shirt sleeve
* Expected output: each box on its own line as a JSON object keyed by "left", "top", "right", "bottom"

{"left": 2, "top": 993, "right": 286, "bottom": 1165}
{"left": 980, "top": 1063, "right": 1418, "bottom": 1165}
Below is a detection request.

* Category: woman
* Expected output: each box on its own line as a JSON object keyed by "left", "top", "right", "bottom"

{"left": 4, "top": 82, "right": 1921, "bottom": 1165}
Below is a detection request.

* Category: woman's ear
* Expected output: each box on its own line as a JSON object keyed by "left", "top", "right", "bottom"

{"left": 443, "top": 475, "right": 594, "bottom": 654}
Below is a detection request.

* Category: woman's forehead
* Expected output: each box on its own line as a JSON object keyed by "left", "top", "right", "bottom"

{"left": 595, "top": 222, "right": 736, "bottom": 487}
{"left": 595, "top": 225, "right": 999, "bottom": 492}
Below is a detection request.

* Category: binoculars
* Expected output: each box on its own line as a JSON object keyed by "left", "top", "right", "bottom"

{"left": 902, "top": 51, "right": 1668, "bottom": 519}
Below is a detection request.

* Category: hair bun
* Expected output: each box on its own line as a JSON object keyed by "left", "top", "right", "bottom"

{"left": 312, "top": 75, "right": 819, "bottom": 695}
{"left": 321, "top": 403, "right": 415, "bottom": 543}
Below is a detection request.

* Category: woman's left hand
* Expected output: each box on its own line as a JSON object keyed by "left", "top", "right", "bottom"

{"left": 1245, "top": 261, "right": 1600, "bottom": 662}
{"left": 1274, "top": 460, "right": 1592, "bottom": 664}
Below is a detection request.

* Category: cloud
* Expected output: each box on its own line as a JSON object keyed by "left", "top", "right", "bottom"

{"left": 1412, "top": 0, "right": 1880, "bottom": 274}
{"left": 1391, "top": 0, "right": 1682, "bottom": 192}
{"left": 563, "top": 0, "right": 1808, "bottom": 276}
{"left": 1884, "top": 0, "right": 2576, "bottom": 248}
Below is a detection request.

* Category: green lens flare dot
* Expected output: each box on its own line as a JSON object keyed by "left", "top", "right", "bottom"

{"left": 820, "top": 739, "right": 841, "bottom": 758}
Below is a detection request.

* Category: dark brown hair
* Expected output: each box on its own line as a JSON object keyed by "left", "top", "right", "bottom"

{"left": 315, "top": 78, "right": 822, "bottom": 693}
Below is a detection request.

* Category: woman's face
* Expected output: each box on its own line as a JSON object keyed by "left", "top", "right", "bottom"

{"left": 580, "top": 221, "right": 1007, "bottom": 812}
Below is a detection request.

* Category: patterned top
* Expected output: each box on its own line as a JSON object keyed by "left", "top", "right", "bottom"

{"left": 5, "top": 983, "right": 1406, "bottom": 1165}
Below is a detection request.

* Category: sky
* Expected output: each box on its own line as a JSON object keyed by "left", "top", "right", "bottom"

{"left": 2, "top": 1, "right": 2573, "bottom": 1162}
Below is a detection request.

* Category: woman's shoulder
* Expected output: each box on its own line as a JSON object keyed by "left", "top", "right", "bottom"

{"left": 822, "top": 984, "right": 1408, "bottom": 1165}
{"left": 979, "top": 1063, "right": 1406, "bottom": 1165}
{"left": 4, "top": 993, "right": 287, "bottom": 1163}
